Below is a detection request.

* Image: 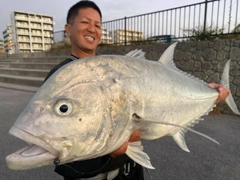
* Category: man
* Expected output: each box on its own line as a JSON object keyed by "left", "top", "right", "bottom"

{"left": 44, "top": 1, "right": 143, "bottom": 180}
{"left": 44, "top": 1, "right": 229, "bottom": 180}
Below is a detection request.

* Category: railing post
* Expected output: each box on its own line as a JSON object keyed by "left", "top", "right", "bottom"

{"left": 203, "top": 0, "right": 208, "bottom": 36}
{"left": 124, "top": 16, "right": 127, "bottom": 46}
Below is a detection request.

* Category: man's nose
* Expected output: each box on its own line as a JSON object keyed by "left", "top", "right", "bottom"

{"left": 87, "top": 23, "right": 95, "bottom": 33}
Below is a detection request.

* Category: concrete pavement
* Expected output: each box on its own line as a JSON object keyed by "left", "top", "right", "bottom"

{"left": 1, "top": 88, "right": 240, "bottom": 180}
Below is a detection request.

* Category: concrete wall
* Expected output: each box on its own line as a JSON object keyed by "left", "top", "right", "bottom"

{"left": 97, "top": 40, "right": 240, "bottom": 115}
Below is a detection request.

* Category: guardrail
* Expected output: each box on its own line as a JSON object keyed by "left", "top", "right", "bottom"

{"left": 54, "top": 0, "right": 240, "bottom": 45}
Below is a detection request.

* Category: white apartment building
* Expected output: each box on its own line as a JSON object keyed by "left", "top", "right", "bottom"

{"left": 100, "top": 28, "right": 113, "bottom": 44}
{"left": 2, "top": 24, "right": 13, "bottom": 54}
{"left": 3, "top": 11, "right": 54, "bottom": 54}
{"left": 0, "top": 39, "right": 4, "bottom": 53}
{"left": 110, "top": 29, "right": 143, "bottom": 44}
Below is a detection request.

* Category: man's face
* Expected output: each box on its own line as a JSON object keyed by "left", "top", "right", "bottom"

{"left": 66, "top": 8, "right": 102, "bottom": 54}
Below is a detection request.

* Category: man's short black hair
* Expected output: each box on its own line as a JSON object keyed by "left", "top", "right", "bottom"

{"left": 66, "top": 0, "right": 102, "bottom": 24}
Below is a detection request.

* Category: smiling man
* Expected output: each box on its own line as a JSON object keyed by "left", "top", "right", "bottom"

{"left": 64, "top": 2, "right": 102, "bottom": 58}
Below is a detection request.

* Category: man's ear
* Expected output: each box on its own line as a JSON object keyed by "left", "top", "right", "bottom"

{"left": 65, "top": 24, "right": 71, "bottom": 37}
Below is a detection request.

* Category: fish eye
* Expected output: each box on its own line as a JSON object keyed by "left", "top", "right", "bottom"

{"left": 54, "top": 100, "right": 72, "bottom": 116}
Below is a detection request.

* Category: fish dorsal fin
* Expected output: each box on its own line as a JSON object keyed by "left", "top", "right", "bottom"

{"left": 126, "top": 49, "right": 146, "bottom": 59}
{"left": 158, "top": 42, "right": 178, "bottom": 69}
{"left": 125, "top": 141, "right": 155, "bottom": 169}
{"left": 159, "top": 42, "right": 207, "bottom": 84}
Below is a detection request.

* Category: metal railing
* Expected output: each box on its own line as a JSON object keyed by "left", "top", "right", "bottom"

{"left": 54, "top": 0, "right": 240, "bottom": 45}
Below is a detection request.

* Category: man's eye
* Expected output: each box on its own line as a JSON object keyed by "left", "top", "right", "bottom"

{"left": 95, "top": 25, "right": 101, "bottom": 28}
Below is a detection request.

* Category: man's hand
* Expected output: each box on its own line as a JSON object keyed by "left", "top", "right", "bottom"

{"left": 208, "top": 83, "right": 230, "bottom": 104}
{"left": 109, "top": 130, "right": 141, "bottom": 158}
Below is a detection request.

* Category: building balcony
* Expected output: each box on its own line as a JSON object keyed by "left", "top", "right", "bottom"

{"left": 18, "top": 39, "right": 30, "bottom": 42}
{"left": 43, "top": 34, "right": 53, "bottom": 37}
{"left": 17, "top": 31, "right": 29, "bottom": 35}
{"left": 16, "top": 24, "right": 29, "bottom": 29}
{"left": 43, "top": 27, "right": 53, "bottom": 31}
{"left": 19, "top": 46, "right": 31, "bottom": 50}
{"left": 32, "top": 46, "right": 43, "bottom": 50}
{"left": 31, "top": 26, "right": 42, "bottom": 30}
{"left": 6, "top": 37, "right": 13, "bottom": 41}
{"left": 29, "top": 18, "right": 41, "bottom": 22}
{"left": 3, "top": 30, "right": 12, "bottom": 36}
{"left": 15, "top": 16, "right": 29, "bottom": 21}
{"left": 32, "top": 40, "right": 43, "bottom": 43}
{"left": 31, "top": 33, "right": 42, "bottom": 37}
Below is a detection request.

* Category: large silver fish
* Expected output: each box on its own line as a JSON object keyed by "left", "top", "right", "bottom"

{"left": 6, "top": 43, "right": 240, "bottom": 170}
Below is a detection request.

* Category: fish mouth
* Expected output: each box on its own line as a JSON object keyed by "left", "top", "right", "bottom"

{"left": 6, "top": 126, "right": 59, "bottom": 170}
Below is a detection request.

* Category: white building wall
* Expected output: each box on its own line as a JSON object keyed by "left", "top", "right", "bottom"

{"left": 110, "top": 29, "right": 144, "bottom": 44}
{"left": 100, "top": 28, "right": 113, "bottom": 44}
{"left": 4, "top": 11, "right": 54, "bottom": 53}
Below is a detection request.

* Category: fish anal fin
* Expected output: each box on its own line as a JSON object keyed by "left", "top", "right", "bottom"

{"left": 125, "top": 141, "right": 155, "bottom": 169}
{"left": 172, "top": 131, "right": 190, "bottom": 152}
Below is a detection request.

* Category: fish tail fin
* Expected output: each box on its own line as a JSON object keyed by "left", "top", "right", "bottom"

{"left": 220, "top": 60, "right": 240, "bottom": 115}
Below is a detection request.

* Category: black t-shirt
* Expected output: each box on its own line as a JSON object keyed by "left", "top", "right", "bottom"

{"left": 43, "top": 56, "right": 134, "bottom": 179}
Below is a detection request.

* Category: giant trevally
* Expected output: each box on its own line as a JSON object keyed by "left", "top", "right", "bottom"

{"left": 6, "top": 42, "right": 240, "bottom": 170}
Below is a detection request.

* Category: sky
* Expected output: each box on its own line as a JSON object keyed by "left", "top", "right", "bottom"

{"left": 0, "top": 0, "right": 202, "bottom": 39}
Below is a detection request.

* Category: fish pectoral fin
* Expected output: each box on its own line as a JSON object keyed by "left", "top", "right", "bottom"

{"left": 125, "top": 141, "right": 155, "bottom": 169}
{"left": 172, "top": 131, "right": 190, "bottom": 152}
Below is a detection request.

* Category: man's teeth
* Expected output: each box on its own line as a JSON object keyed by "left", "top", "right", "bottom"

{"left": 85, "top": 36, "right": 94, "bottom": 41}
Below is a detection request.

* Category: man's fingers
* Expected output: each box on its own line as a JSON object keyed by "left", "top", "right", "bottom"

{"left": 208, "top": 83, "right": 230, "bottom": 104}
{"left": 208, "top": 83, "right": 222, "bottom": 89}
{"left": 215, "top": 86, "right": 230, "bottom": 104}
{"left": 129, "top": 130, "right": 141, "bottom": 142}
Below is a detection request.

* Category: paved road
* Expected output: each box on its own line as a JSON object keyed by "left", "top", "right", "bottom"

{"left": 1, "top": 88, "right": 240, "bottom": 180}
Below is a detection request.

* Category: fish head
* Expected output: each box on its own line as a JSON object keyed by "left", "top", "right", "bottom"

{"left": 6, "top": 58, "right": 128, "bottom": 170}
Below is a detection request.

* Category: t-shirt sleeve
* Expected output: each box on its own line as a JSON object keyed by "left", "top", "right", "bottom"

{"left": 43, "top": 58, "right": 72, "bottom": 83}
